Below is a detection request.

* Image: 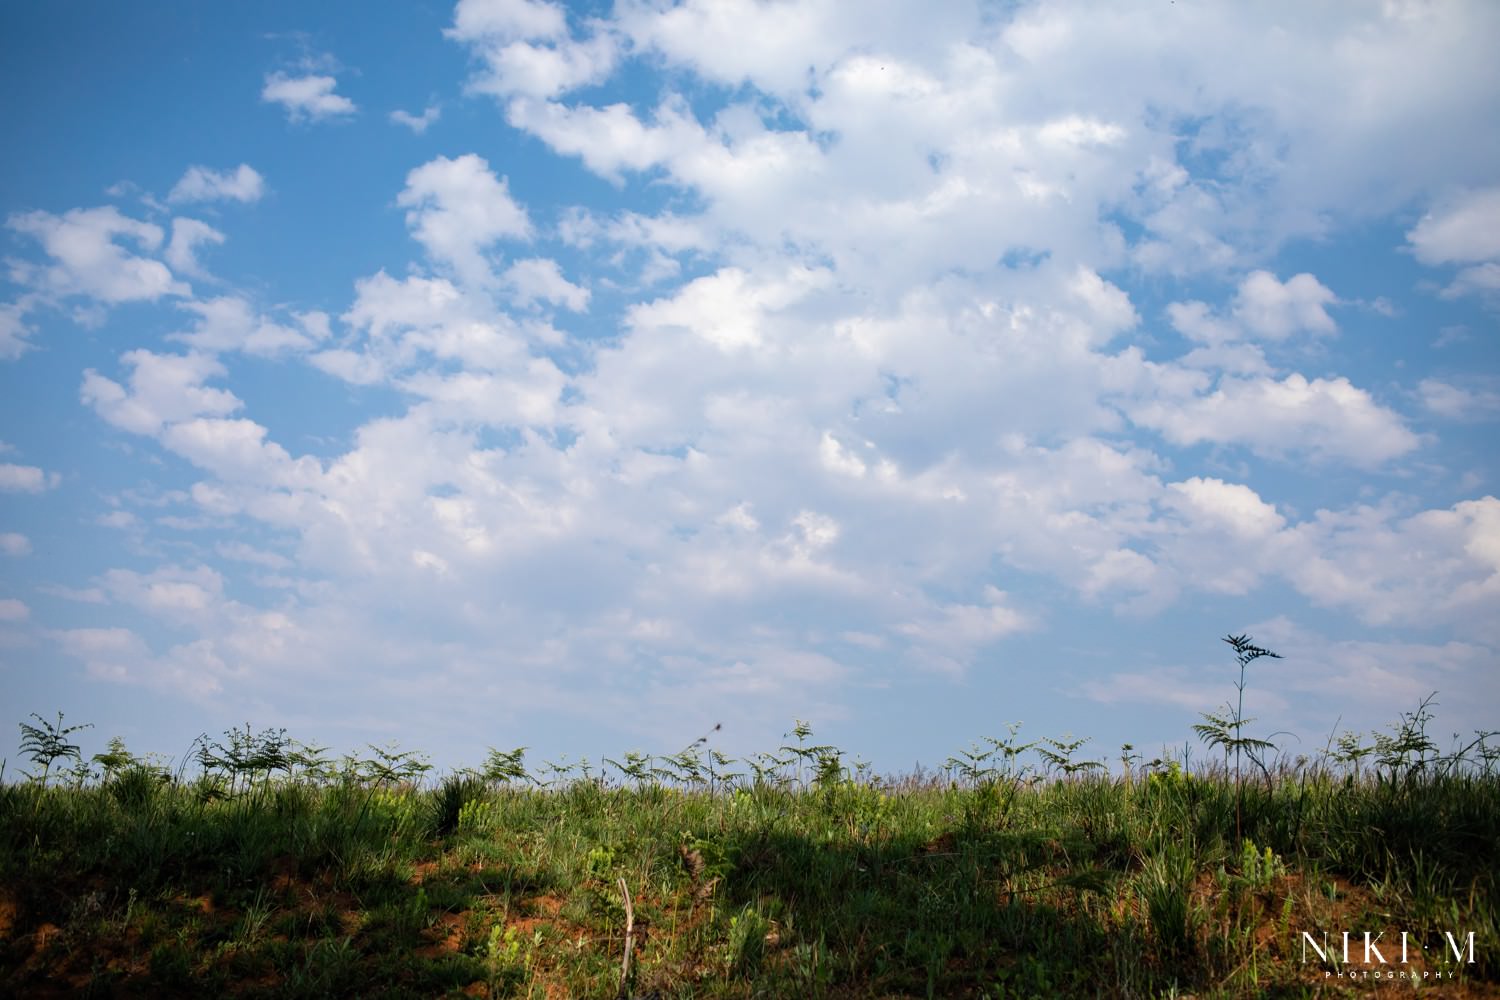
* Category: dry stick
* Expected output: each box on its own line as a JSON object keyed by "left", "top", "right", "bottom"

{"left": 617, "top": 877, "right": 636, "bottom": 997}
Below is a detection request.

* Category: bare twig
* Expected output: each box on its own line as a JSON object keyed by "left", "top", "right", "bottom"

{"left": 617, "top": 877, "right": 635, "bottom": 997}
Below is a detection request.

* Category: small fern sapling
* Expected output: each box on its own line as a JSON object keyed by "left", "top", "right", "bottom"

{"left": 779, "top": 720, "right": 838, "bottom": 787}
{"left": 481, "top": 745, "right": 533, "bottom": 786}
{"left": 1372, "top": 692, "right": 1439, "bottom": 783}
{"left": 19, "top": 711, "right": 92, "bottom": 786}
{"left": 1193, "top": 634, "right": 1282, "bottom": 842}
{"left": 1037, "top": 735, "right": 1105, "bottom": 777}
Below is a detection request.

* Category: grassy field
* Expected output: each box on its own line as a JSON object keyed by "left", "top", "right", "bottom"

{"left": 2, "top": 648, "right": 1497, "bottom": 997}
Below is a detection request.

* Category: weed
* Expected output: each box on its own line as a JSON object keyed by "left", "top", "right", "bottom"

{"left": 481, "top": 745, "right": 533, "bottom": 785}
{"left": 18, "top": 711, "right": 92, "bottom": 786}
{"left": 1193, "top": 634, "right": 1282, "bottom": 841}
{"left": 486, "top": 923, "right": 530, "bottom": 992}
{"left": 234, "top": 886, "right": 274, "bottom": 946}
{"left": 1234, "top": 838, "right": 1285, "bottom": 890}
{"left": 429, "top": 773, "right": 486, "bottom": 837}
{"left": 1142, "top": 840, "right": 1199, "bottom": 961}
{"left": 725, "top": 902, "right": 770, "bottom": 977}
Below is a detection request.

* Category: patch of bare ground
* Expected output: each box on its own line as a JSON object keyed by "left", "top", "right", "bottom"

{"left": 417, "top": 909, "right": 468, "bottom": 958}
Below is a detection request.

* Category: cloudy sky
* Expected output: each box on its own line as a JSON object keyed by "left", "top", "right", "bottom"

{"left": 2, "top": 0, "right": 1497, "bottom": 777}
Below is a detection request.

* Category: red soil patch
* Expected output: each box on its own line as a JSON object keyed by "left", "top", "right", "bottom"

{"left": 417, "top": 911, "right": 469, "bottom": 958}
{"left": 29, "top": 922, "right": 61, "bottom": 956}
{"left": 528, "top": 894, "right": 564, "bottom": 918}
{"left": 171, "top": 891, "right": 216, "bottom": 916}
{"left": 0, "top": 893, "right": 16, "bottom": 939}
{"left": 920, "top": 831, "right": 957, "bottom": 855}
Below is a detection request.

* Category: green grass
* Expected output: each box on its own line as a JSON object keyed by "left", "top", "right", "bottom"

{"left": 2, "top": 694, "right": 1497, "bottom": 996}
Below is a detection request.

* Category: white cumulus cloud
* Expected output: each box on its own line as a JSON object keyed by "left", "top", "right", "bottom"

{"left": 502, "top": 258, "right": 589, "bottom": 311}
{"left": 397, "top": 154, "right": 532, "bottom": 285}
{"left": 1417, "top": 378, "right": 1500, "bottom": 420}
{"left": 1408, "top": 188, "right": 1500, "bottom": 265}
{"left": 1169, "top": 270, "right": 1338, "bottom": 345}
{"left": 165, "top": 218, "right": 226, "bottom": 277}
{"left": 0, "top": 463, "right": 59, "bottom": 493}
{"left": 1408, "top": 188, "right": 1500, "bottom": 304}
{"left": 81, "top": 350, "right": 241, "bottom": 436}
{"left": 7, "top": 206, "right": 186, "bottom": 304}
{"left": 1131, "top": 373, "right": 1421, "bottom": 467}
{"left": 390, "top": 105, "right": 442, "bottom": 133}
{"left": 0, "top": 302, "right": 32, "bottom": 360}
{"left": 448, "top": 0, "right": 568, "bottom": 42}
{"left": 262, "top": 72, "right": 357, "bottom": 123}
{"left": 168, "top": 164, "right": 266, "bottom": 204}
{"left": 1231, "top": 271, "right": 1338, "bottom": 340}
{"left": 171, "top": 296, "right": 323, "bottom": 357}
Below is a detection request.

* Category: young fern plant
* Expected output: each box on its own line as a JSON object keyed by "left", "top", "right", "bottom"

{"left": 603, "top": 749, "right": 658, "bottom": 788}
{"left": 944, "top": 742, "right": 997, "bottom": 785}
{"left": 1037, "top": 736, "right": 1106, "bottom": 777}
{"left": 19, "top": 711, "right": 92, "bottom": 787}
{"left": 1193, "top": 634, "right": 1282, "bottom": 842}
{"left": 481, "top": 745, "right": 534, "bottom": 786}
{"left": 780, "top": 720, "right": 838, "bottom": 787}
{"left": 746, "top": 750, "right": 792, "bottom": 790}
{"left": 194, "top": 724, "right": 298, "bottom": 798}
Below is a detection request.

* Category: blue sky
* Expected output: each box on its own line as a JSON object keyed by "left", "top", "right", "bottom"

{"left": 2, "top": 0, "right": 1498, "bottom": 778}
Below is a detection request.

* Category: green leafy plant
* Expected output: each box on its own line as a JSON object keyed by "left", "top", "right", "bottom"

{"left": 946, "top": 723, "right": 1038, "bottom": 831}
{"left": 604, "top": 749, "right": 670, "bottom": 788}
{"left": 667, "top": 741, "right": 730, "bottom": 793}
{"left": 109, "top": 761, "right": 170, "bottom": 811}
{"left": 538, "top": 754, "right": 584, "bottom": 786}
{"left": 194, "top": 724, "right": 297, "bottom": 797}
{"left": 456, "top": 796, "right": 501, "bottom": 833}
{"left": 1233, "top": 838, "right": 1285, "bottom": 891}
{"left": 19, "top": 711, "right": 92, "bottom": 786}
{"left": 780, "top": 720, "right": 838, "bottom": 787}
{"left": 1373, "top": 692, "right": 1441, "bottom": 783}
{"left": 1142, "top": 841, "right": 1199, "bottom": 960}
{"left": 726, "top": 903, "right": 771, "bottom": 978}
{"left": 481, "top": 745, "right": 533, "bottom": 785}
{"left": 945, "top": 741, "right": 997, "bottom": 784}
{"left": 1331, "top": 729, "right": 1376, "bottom": 778}
{"left": 349, "top": 741, "right": 432, "bottom": 787}
{"left": 429, "top": 773, "right": 487, "bottom": 837}
{"left": 287, "top": 739, "right": 334, "bottom": 782}
{"left": 746, "top": 749, "right": 793, "bottom": 789}
{"left": 486, "top": 923, "right": 537, "bottom": 993}
{"left": 1193, "top": 634, "right": 1282, "bottom": 840}
{"left": 91, "top": 735, "right": 137, "bottom": 778}
{"left": 1037, "top": 735, "right": 1105, "bottom": 777}
{"left": 585, "top": 845, "right": 618, "bottom": 881}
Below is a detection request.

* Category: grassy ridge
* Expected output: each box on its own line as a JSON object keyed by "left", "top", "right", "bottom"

{"left": 1, "top": 705, "right": 1497, "bottom": 998}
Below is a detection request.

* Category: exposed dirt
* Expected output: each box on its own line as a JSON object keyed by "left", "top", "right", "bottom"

{"left": 416, "top": 910, "right": 468, "bottom": 958}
